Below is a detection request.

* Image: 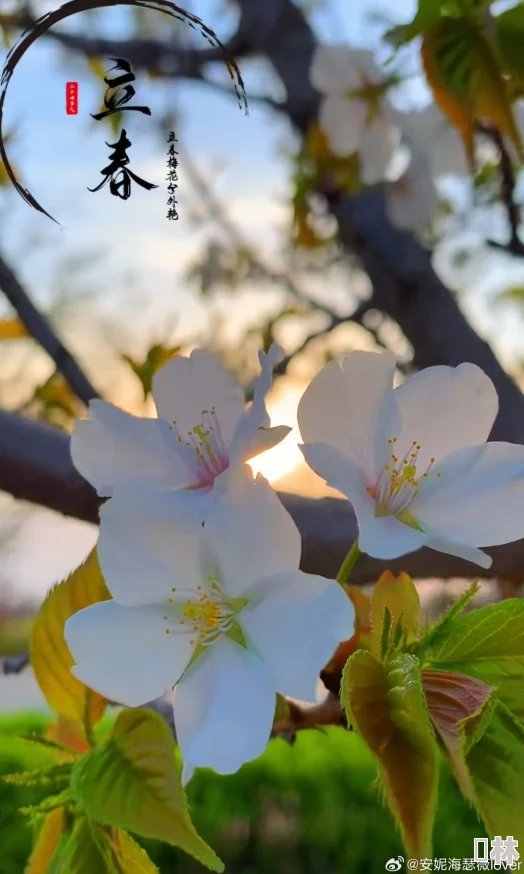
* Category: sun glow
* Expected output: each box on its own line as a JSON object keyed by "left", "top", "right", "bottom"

{"left": 248, "top": 387, "right": 303, "bottom": 484}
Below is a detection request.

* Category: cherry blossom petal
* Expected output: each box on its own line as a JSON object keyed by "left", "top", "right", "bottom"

{"left": 152, "top": 349, "right": 245, "bottom": 446}
{"left": 300, "top": 441, "right": 427, "bottom": 559}
{"left": 298, "top": 351, "right": 398, "bottom": 480}
{"left": 65, "top": 600, "right": 194, "bottom": 706}
{"left": 357, "top": 511, "right": 427, "bottom": 560}
{"left": 320, "top": 95, "right": 368, "bottom": 157}
{"left": 359, "top": 116, "right": 396, "bottom": 185}
{"left": 241, "top": 425, "right": 292, "bottom": 461}
{"left": 241, "top": 570, "right": 354, "bottom": 701}
{"left": 71, "top": 400, "right": 192, "bottom": 497}
{"left": 412, "top": 442, "right": 524, "bottom": 547}
{"left": 97, "top": 492, "right": 207, "bottom": 606}
{"left": 228, "top": 345, "right": 289, "bottom": 462}
{"left": 299, "top": 440, "right": 365, "bottom": 500}
{"left": 424, "top": 535, "right": 492, "bottom": 570}
{"left": 204, "top": 470, "right": 301, "bottom": 598}
{"left": 398, "top": 104, "right": 468, "bottom": 178}
{"left": 392, "top": 363, "right": 498, "bottom": 471}
{"left": 386, "top": 150, "right": 439, "bottom": 230}
{"left": 174, "top": 637, "right": 276, "bottom": 779}
{"left": 348, "top": 49, "right": 383, "bottom": 83}
{"left": 310, "top": 44, "right": 362, "bottom": 94}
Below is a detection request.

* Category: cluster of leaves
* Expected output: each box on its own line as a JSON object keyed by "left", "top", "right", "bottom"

{"left": 9, "top": 491, "right": 524, "bottom": 869}
{"left": 8, "top": 550, "right": 225, "bottom": 874}
{"left": 389, "top": 0, "right": 524, "bottom": 165}
{"left": 341, "top": 571, "right": 524, "bottom": 858}
{"left": 291, "top": 125, "right": 360, "bottom": 249}
{"left": 121, "top": 344, "right": 180, "bottom": 400}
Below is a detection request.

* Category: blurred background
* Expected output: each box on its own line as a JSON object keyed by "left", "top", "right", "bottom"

{"left": 0, "top": 0, "right": 523, "bottom": 868}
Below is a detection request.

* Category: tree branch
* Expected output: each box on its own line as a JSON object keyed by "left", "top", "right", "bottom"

{"left": 0, "top": 252, "right": 100, "bottom": 405}
{"left": 1, "top": 409, "right": 524, "bottom": 586}
{"left": 8, "top": 1, "right": 524, "bottom": 440}
{"left": 182, "top": 151, "right": 338, "bottom": 319}
{"left": 6, "top": 11, "right": 252, "bottom": 78}
{"left": 271, "top": 694, "right": 345, "bottom": 739}
{"left": 227, "top": 0, "right": 524, "bottom": 443}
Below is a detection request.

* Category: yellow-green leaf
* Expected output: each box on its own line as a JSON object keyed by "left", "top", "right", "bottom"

{"left": 25, "top": 807, "right": 65, "bottom": 874}
{"left": 371, "top": 571, "right": 420, "bottom": 661}
{"left": 71, "top": 708, "right": 224, "bottom": 872}
{"left": 422, "top": 20, "right": 476, "bottom": 168}
{"left": 423, "top": 16, "right": 523, "bottom": 164}
{"left": 122, "top": 344, "right": 180, "bottom": 399}
{"left": 342, "top": 651, "right": 439, "bottom": 858}
{"left": 274, "top": 692, "right": 291, "bottom": 725}
{"left": 110, "top": 830, "right": 160, "bottom": 873}
{"left": 51, "top": 818, "right": 117, "bottom": 874}
{"left": 86, "top": 56, "right": 107, "bottom": 81}
{"left": 30, "top": 549, "right": 111, "bottom": 730}
{"left": 0, "top": 317, "right": 28, "bottom": 340}
{"left": 423, "top": 598, "right": 524, "bottom": 721}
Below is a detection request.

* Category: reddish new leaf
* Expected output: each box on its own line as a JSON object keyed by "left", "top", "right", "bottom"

{"left": 423, "top": 668, "right": 494, "bottom": 798}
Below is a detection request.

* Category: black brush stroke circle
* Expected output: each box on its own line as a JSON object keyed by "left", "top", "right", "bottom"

{"left": 0, "top": 0, "right": 248, "bottom": 224}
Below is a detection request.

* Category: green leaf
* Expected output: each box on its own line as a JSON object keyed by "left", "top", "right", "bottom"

{"left": 71, "top": 708, "right": 224, "bottom": 872}
{"left": 422, "top": 14, "right": 523, "bottom": 165}
{"left": 385, "top": 0, "right": 447, "bottom": 47}
{"left": 466, "top": 700, "right": 524, "bottom": 842}
{"left": 51, "top": 818, "right": 118, "bottom": 874}
{"left": 371, "top": 571, "right": 420, "bottom": 661}
{"left": 495, "top": 3, "right": 524, "bottom": 91}
{"left": 341, "top": 651, "right": 439, "bottom": 858}
{"left": 427, "top": 600, "right": 524, "bottom": 663}
{"left": 4, "top": 762, "right": 72, "bottom": 791}
{"left": 416, "top": 581, "right": 479, "bottom": 657}
{"left": 422, "top": 668, "right": 494, "bottom": 798}
{"left": 21, "top": 791, "right": 72, "bottom": 822}
{"left": 423, "top": 599, "right": 524, "bottom": 721}
{"left": 122, "top": 344, "right": 180, "bottom": 400}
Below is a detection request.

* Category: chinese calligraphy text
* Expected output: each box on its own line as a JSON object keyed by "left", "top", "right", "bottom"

{"left": 89, "top": 58, "right": 158, "bottom": 200}
{"left": 166, "top": 131, "right": 179, "bottom": 221}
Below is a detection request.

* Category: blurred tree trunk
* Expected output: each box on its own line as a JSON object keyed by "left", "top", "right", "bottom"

{"left": 235, "top": 0, "right": 524, "bottom": 442}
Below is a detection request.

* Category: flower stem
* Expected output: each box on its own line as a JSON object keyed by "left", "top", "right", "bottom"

{"left": 336, "top": 541, "right": 361, "bottom": 586}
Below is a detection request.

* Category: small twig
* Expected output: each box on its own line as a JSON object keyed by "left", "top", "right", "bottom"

{"left": 182, "top": 151, "right": 338, "bottom": 319}
{"left": 272, "top": 694, "right": 345, "bottom": 740}
{"left": 0, "top": 252, "right": 100, "bottom": 405}
{"left": 480, "top": 123, "right": 524, "bottom": 257}
{"left": 197, "top": 75, "right": 287, "bottom": 113}
{"left": 269, "top": 299, "right": 373, "bottom": 382}
{"left": 2, "top": 651, "right": 30, "bottom": 674}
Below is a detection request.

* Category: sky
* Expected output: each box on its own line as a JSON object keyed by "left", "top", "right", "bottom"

{"left": 2, "top": 0, "right": 524, "bottom": 614}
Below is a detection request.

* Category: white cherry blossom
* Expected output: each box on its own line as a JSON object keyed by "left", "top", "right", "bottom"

{"left": 298, "top": 350, "right": 524, "bottom": 568}
{"left": 71, "top": 344, "right": 289, "bottom": 519}
{"left": 65, "top": 471, "right": 354, "bottom": 782}
{"left": 385, "top": 148, "right": 439, "bottom": 231}
{"left": 310, "top": 44, "right": 399, "bottom": 185}
{"left": 397, "top": 104, "right": 469, "bottom": 180}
